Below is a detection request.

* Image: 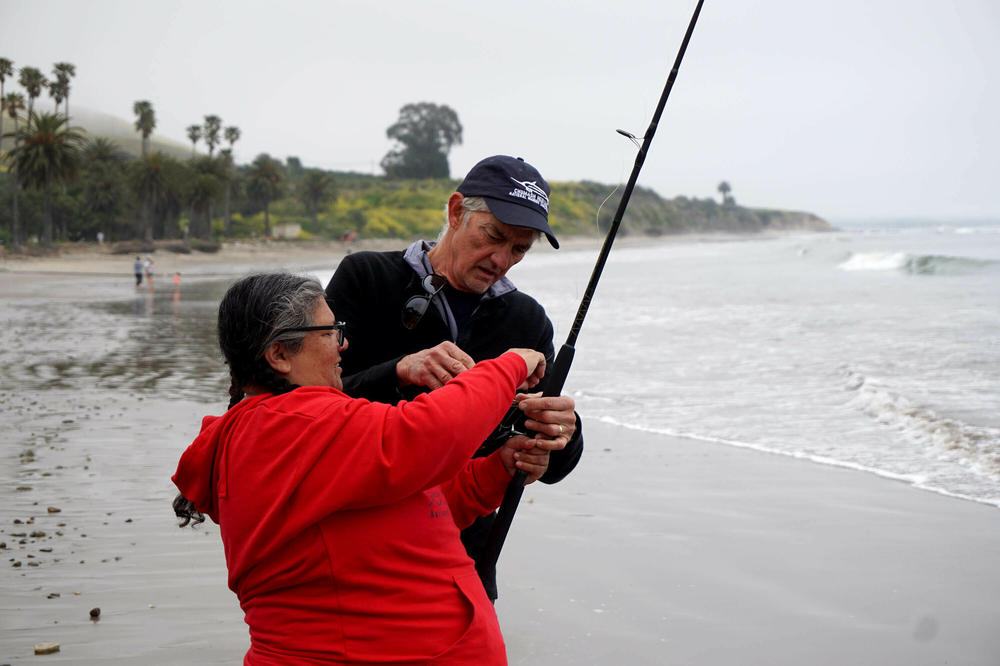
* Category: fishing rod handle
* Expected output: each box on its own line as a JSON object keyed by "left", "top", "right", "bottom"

{"left": 479, "top": 343, "right": 576, "bottom": 572}
{"left": 541, "top": 343, "right": 575, "bottom": 398}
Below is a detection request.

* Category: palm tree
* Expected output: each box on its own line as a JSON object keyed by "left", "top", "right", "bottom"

{"left": 247, "top": 154, "right": 284, "bottom": 238}
{"left": 717, "top": 181, "right": 732, "bottom": 205}
{"left": 219, "top": 148, "right": 235, "bottom": 236}
{"left": 224, "top": 125, "right": 241, "bottom": 152}
{"left": 18, "top": 67, "right": 47, "bottom": 119}
{"left": 202, "top": 115, "right": 222, "bottom": 156}
{"left": 48, "top": 77, "right": 68, "bottom": 115}
{"left": 52, "top": 62, "right": 75, "bottom": 120}
{"left": 186, "top": 156, "right": 223, "bottom": 240}
{"left": 0, "top": 58, "right": 14, "bottom": 153}
{"left": 85, "top": 137, "right": 127, "bottom": 164}
{"left": 222, "top": 125, "right": 240, "bottom": 234}
{"left": 3, "top": 94, "right": 25, "bottom": 136}
{"left": 133, "top": 100, "right": 156, "bottom": 157}
{"left": 81, "top": 138, "right": 128, "bottom": 242}
{"left": 5, "top": 111, "right": 85, "bottom": 247}
{"left": 128, "top": 152, "right": 170, "bottom": 242}
{"left": 186, "top": 124, "right": 201, "bottom": 156}
{"left": 299, "top": 169, "right": 335, "bottom": 233}
{"left": 2, "top": 91, "right": 26, "bottom": 250}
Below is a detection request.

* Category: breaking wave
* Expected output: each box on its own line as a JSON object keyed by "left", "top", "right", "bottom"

{"left": 842, "top": 368, "right": 1000, "bottom": 488}
{"left": 838, "top": 252, "right": 997, "bottom": 275}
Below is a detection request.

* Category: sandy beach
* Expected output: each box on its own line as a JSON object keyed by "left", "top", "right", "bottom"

{"left": 2, "top": 242, "right": 999, "bottom": 665}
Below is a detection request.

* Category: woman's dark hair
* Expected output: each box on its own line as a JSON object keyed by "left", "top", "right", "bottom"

{"left": 174, "top": 272, "right": 327, "bottom": 528}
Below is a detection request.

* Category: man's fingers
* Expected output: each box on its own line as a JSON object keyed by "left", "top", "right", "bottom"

{"left": 523, "top": 434, "right": 568, "bottom": 452}
{"left": 436, "top": 342, "right": 474, "bottom": 370}
{"left": 516, "top": 395, "right": 575, "bottom": 413}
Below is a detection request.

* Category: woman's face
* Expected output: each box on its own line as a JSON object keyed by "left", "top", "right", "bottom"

{"left": 283, "top": 300, "right": 348, "bottom": 391}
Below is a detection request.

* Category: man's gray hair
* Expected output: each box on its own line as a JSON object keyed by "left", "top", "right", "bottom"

{"left": 438, "top": 195, "right": 541, "bottom": 243}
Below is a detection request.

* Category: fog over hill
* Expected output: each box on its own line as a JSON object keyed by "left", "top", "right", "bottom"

{"left": 71, "top": 106, "right": 193, "bottom": 160}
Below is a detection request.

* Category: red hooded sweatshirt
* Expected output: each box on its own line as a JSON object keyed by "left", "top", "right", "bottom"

{"left": 172, "top": 353, "right": 528, "bottom": 665}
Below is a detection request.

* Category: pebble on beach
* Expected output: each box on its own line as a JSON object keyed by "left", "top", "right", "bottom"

{"left": 89, "top": 607, "right": 101, "bottom": 620}
{"left": 33, "top": 642, "right": 60, "bottom": 655}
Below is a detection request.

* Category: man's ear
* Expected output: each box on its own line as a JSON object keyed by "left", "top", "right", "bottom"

{"left": 446, "top": 192, "right": 465, "bottom": 231}
{"left": 263, "top": 341, "right": 292, "bottom": 376}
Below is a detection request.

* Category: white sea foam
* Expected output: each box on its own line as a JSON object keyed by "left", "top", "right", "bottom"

{"left": 837, "top": 251, "right": 997, "bottom": 274}
{"left": 837, "top": 251, "right": 908, "bottom": 271}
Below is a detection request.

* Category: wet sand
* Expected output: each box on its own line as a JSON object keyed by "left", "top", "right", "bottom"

{"left": 2, "top": 243, "right": 999, "bottom": 664}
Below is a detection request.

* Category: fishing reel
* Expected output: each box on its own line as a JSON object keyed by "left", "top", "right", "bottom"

{"left": 477, "top": 401, "right": 529, "bottom": 457}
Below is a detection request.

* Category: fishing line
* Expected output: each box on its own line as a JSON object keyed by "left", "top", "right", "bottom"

{"left": 594, "top": 130, "right": 644, "bottom": 234}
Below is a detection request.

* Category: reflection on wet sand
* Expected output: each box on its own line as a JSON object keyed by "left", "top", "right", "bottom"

{"left": 2, "top": 277, "right": 234, "bottom": 401}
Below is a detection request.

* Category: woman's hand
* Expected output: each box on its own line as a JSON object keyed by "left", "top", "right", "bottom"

{"left": 497, "top": 434, "right": 550, "bottom": 484}
{"left": 505, "top": 348, "right": 546, "bottom": 390}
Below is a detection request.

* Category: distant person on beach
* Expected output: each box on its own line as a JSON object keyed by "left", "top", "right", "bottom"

{"left": 133, "top": 256, "right": 143, "bottom": 287}
{"left": 143, "top": 256, "right": 154, "bottom": 287}
{"left": 172, "top": 272, "right": 549, "bottom": 664}
{"left": 325, "top": 154, "right": 583, "bottom": 600}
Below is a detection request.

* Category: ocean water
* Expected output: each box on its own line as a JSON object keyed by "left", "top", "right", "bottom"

{"left": 496, "top": 222, "right": 1000, "bottom": 508}
{"left": 4, "top": 222, "right": 996, "bottom": 511}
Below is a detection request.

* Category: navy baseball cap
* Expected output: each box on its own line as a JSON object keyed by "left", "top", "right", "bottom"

{"left": 456, "top": 155, "right": 559, "bottom": 249}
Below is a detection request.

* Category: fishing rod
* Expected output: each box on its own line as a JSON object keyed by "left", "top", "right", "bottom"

{"left": 476, "top": 0, "right": 707, "bottom": 582}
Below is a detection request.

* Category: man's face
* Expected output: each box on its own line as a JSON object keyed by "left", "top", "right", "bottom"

{"left": 442, "top": 207, "right": 536, "bottom": 294}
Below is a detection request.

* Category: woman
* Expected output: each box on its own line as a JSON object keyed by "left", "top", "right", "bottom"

{"left": 172, "top": 273, "right": 547, "bottom": 665}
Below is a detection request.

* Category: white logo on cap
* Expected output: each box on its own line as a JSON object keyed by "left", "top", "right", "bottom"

{"left": 508, "top": 178, "right": 549, "bottom": 212}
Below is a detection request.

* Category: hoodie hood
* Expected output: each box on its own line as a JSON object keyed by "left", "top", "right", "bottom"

{"left": 172, "top": 395, "right": 266, "bottom": 524}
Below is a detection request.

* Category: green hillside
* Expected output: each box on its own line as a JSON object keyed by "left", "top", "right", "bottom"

{"left": 0, "top": 107, "right": 830, "bottom": 250}
{"left": 316, "top": 173, "right": 831, "bottom": 242}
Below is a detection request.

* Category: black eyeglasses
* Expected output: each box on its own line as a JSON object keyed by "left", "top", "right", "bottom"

{"left": 402, "top": 274, "right": 447, "bottom": 330}
{"left": 273, "top": 321, "right": 347, "bottom": 345}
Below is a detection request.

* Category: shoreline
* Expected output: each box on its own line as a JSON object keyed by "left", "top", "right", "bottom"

{"left": 0, "top": 230, "right": 829, "bottom": 277}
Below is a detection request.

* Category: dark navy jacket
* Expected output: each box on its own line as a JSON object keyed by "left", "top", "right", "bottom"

{"left": 326, "top": 249, "right": 584, "bottom": 598}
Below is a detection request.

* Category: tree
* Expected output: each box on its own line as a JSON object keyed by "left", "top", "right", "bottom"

{"left": 186, "top": 124, "right": 201, "bottom": 156}
{"left": 80, "top": 138, "right": 129, "bottom": 242}
{"left": 2, "top": 91, "right": 26, "bottom": 250}
{"left": 48, "top": 77, "right": 68, "bottom": 115}
{"left": 18, "top": 67, "right": 47, "bottom": 119}
{"left": 0, "top": 58, "right": 13, "bottom": 153}
{"left": 717, "top": 181, "right": 734, "bottom": 206}
{"left": 299, "top": 169, "right": 335, "bottom": 232}
{"left": 222, "top": 126, "right": 240, "bottom": 235}
{"left": 285, "top": 156, "right": 303, "bottom": 181}
{"left": 247, "top": 153, "right": 284, "bottom": 238}
{"left": 52, "top": 62, "right": 75, "bottom": 119}
{"left": 380, "top": 102, "right": 462, "bottom": 179}
{"left": 224, "top": 125, "right": 240, "bottom": 151}
{"left": 128, "top": 151, "right": 170, "bottom": 242}
{"left": 186, "top": 156, "right": 223, "bottom": 239}
{"left": 203, "top": 114, "right": 222, "bottom": 156}
{"left": 133, "top": 100, "right": 156, "bottom": 157}
{"left": 5, "top": 111, "right": 85, "bottom": 247}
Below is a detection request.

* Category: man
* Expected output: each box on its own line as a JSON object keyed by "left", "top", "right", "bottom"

{"left": 325, "top": 155, "right": 583, "bottom": 600}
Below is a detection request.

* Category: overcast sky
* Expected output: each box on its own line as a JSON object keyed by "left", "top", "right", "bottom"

{"left": 2, "top": 0, "right": 998, "bottom": 221}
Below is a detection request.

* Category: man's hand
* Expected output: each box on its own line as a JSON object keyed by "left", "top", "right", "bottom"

{"left": 498, "top": 435, "right": 550, "bottom": 484}
{"left": 515, "top": 393, "right": 577, "bottom": 452}
{"left": 396, "top": 341, "right": 475, "bottom": 390}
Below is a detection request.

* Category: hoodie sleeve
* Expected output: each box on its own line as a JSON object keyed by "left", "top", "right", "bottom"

{"left": 219, "top": 352, "right": 528, "bottom": 544}
{"left": 439, "top": 453, "right": 512, "bottom": 530}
